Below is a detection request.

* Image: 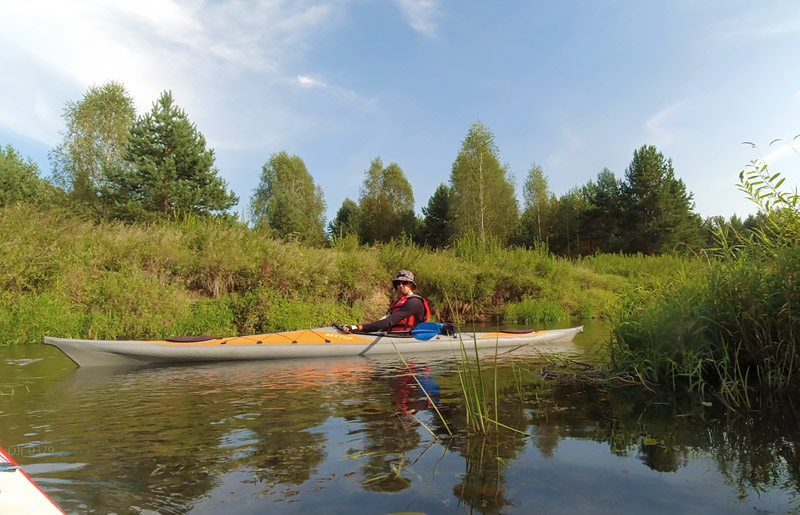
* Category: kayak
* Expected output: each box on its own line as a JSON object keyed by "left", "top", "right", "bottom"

{"left": 44, "top": 324, "right": 584, "bottom": 367}
{"left": 0, "top": 446, "right": 63, "bottom": 514}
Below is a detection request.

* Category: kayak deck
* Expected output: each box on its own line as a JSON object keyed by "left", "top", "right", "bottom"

{"left": 44, "top": 326, "right": 584, "bottom": 367}
{"left": 0, "top": 447, "right": 63, "bottom": 514}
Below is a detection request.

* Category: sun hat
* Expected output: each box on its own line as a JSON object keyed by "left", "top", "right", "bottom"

{"left": 392, "top": 270, "right": 416, "bottom": 287}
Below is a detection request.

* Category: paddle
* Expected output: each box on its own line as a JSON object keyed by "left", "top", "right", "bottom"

{"left": 410, "top": 322, "right": 444, "bottom": 341}
{"left": 335, "top": 322, "right": 443, "bottom": 340}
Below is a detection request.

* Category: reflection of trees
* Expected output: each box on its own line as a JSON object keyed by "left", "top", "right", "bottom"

{"left": 430, "top": 371, "right": 532, "bottom": 513}
{"left": 710, "top": 407, "right": 800, "bottom": 502}
{"left": 248, "top": 406, "right": 330, "bottom": 487}
{"left": 636, "top": 438, "right": 687, "bottom": 473}
{"left": 452, "top": 435, "right": 517, "bottom": 513}
{"left": 6, "top": 361, "right": 356, "bottom": 513}
{"left": 530, "top": 379, "right": 800, "bottom": 502}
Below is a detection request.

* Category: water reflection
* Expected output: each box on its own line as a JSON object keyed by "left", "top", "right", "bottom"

{"left": 0, "top": 342, "right": 798, "bottom": 513}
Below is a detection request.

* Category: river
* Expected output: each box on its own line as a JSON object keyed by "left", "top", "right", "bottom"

{"left": 1, "top": 320, "right": 798, "bottom": 514}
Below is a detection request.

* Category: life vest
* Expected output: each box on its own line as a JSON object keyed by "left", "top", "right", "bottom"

{"left": 387, "top": 294, "right": 431, "bottom": 333}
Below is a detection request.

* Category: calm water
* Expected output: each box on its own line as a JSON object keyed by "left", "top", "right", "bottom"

{"left": 1, "top": 321, "right": 798, "bottom": 514}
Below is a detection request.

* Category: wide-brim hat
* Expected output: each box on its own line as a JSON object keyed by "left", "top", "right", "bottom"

{"left": 392, "top": 270, "right": 416, "bottom": 287}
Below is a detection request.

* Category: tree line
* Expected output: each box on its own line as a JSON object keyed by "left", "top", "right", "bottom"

{"left": 1, "top": 81, "right": 763, "bottom": 256}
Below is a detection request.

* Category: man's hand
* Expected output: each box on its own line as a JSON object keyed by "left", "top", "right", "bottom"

{"left": 342, "top": 324, "right": 359, "bottom": 333}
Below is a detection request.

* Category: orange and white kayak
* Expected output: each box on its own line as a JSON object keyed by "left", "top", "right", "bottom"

{"left": 44, "top": 325, "right": 584, "bottom": 367}
{"left": 0, "top": 446, "right": 63, "bottom": 514}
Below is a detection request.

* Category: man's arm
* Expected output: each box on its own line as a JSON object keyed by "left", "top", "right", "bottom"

{"left": 360, "top": 297, "right": 425, "bottom": 333}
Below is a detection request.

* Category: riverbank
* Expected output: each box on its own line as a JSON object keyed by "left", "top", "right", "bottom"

{"left": 0, "top": 205, "right": 699, "bottom": 344}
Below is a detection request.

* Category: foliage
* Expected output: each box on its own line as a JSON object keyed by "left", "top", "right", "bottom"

{"left": 504, "top": 298, "right": 565, "bottom": 324}
{"left": 110, "top": 90, "right": 238, "bottom": 221}
{"left": 518, "top": 163, "right": 553, "bottom": 246}
{"left": 0, "top": 205, "right": 699, "bottom": 345}
{"left": 0, "top": 144, "right": 57, "bottom": 207}
{"left": 49, "top": 81, "right": 136, "bottom": 218}
{"left": 547, "top": 188, "right": 590, "bottom": 257}
{"left": 417, "top": 183, "right": 454, "bottom": 248}
{"left": 620, "top": 145, "right": 703, "bottom": 254}
{"left": 579, "top": 168, "right": 625, "bottom": 253}
{"left": 328, "top": 197, "right": 360, "bottom": 239}
{"left": 249, "top": 151, "right": 326, "bottom": 245}
{"left": 357, "top": 157, "right": 416, "bottom": 244}
{"left": 609, "top": 145, "right": 800, "bottom": 408}
{"left": 449, "top": 121, "right": 519, "bottom": 244}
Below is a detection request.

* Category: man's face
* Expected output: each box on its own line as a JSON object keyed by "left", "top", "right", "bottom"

{"left": 394, "top": 281, "right": 413, "bottom": 295}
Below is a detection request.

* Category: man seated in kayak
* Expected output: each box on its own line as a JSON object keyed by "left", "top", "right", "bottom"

{"left": 342, "top": 270, "right": 431, "bottom": 334}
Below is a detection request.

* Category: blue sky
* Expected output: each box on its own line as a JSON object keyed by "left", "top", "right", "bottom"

{"left": 2, "top": 1, "right": 800, "bottom": 223}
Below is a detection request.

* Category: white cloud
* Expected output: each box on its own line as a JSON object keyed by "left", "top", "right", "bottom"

{"left": 0, "top": 0, "right": 346, "bottom": 147}
{"left": 395, "top": 0, "right": 440, "bottom": 37}
{"left": 297, "top": 75, "right": 327, "bottom": 88}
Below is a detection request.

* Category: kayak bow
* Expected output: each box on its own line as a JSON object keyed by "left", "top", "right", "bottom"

{"left": 0, "top": 446, "right": 63, "bottom": 514}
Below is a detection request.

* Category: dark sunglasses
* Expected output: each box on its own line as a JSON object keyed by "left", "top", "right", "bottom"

{"left": 394, "top": 280, "right": 411, "bottom": 286}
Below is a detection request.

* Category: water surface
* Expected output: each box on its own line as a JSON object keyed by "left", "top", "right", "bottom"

{"left": 1, "top": 321, "right": 798, "bottom": 514}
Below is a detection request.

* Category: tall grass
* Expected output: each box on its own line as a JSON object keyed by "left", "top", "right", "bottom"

{"left": 609, "top": 152, "right": 800, "bottom": 407}
{"left": 0, "top": 205, "right": 692, "bottom": 344}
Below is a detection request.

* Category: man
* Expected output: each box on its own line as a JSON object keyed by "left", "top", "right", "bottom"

{"left": 342, "top": 270, "right": 431, "bottom": 333}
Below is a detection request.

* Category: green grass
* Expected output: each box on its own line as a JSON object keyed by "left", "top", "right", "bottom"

{"left": 606, "top": 156, "right": 800, "bottom": 408}
{"left": 0, "top": 205, "right": 694, "bottom": 344}
{"left": 608, "top": 217, "right": 800, "bottom": 408}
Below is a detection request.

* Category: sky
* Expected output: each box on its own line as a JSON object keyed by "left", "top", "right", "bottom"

{"left": 3, "top": 0, "right": 800, "bottom": 223}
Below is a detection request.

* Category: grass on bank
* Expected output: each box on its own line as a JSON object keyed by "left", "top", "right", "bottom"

{"left": 0, "top": 205, "right": 698, "bottom": 345}
{"left": 609, "top": 157, "right": 800, "bottom": 408}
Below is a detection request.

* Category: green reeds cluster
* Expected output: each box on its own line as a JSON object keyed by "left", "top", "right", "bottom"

{"left": 609, "top": 225, "right": 800, "bottom": 407}
{"left": 452, "top": 330, "right": 534, "bottom": 436}
{"left": 610, "top": 153, "right": 800, "bottom": 407}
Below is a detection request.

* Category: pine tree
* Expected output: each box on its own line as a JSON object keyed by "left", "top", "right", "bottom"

{"left": 549, "top": 189, "right": 589, "bottom": 257}
{"left": 112, "top": 91, "right": 238, "bottom": 221}
{"left": 418, "top": 183, "right": 454, "bottom": 248}
{"left": 1, "top": 144, "right": 57, "bottom": 207}
{"left": 580, "top": 168, "right": 624, "bottom": 253}
{"left": 328, "top": 198, "right": 360, "bottom": 239}
{"left": 621, "top": 145, "right": 702, "bottom": 254}
{"left": 249, "top": 151, "right": 326, "bottom": 245}
{"left": 450, "top": 121, "right": 518, "bottom": 244}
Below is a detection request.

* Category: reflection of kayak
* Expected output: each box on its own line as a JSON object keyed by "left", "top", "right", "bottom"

{"left": 44, "top": 325, "right": 583, "bottom": 367}
{"left": 0, "top": 446, "right": 63, "bottom": 514}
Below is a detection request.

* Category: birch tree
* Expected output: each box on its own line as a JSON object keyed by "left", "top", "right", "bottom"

{"left": 357, "top": 157, "right": 415, "bottom": 244}
{"left": 449, "top": 121, "right": 518, "bottom": 243}
{"left": 250, "top": 151, "right": 326, "bottom": 245}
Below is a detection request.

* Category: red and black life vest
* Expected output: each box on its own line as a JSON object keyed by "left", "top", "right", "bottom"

{"left": 387, "top": 294, "right": 431, "bottom": 333}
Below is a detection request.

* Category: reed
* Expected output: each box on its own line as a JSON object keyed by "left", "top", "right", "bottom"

{"left": 609, "top": 153, "right": 800, "bottom": 407}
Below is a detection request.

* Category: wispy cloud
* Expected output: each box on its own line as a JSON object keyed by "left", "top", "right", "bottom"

{"left": 395, "top": 0, "right": 441, "bottom": 37}
{"left": 711, "top": 7, "right": 800, "bottom": 41}
{"left": 297, "top": 75, "right": 327, "bottom": 88}
{"left": 0, "top": 0, "right": 345, "bottom": 146}
{"left": 645, "top": 101, "right": 685, "bottom": 147}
